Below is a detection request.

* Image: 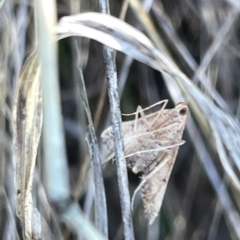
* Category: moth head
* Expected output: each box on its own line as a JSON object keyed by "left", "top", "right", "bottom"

{"left": 175, "top": 102, "right": 188, "bottom": 116}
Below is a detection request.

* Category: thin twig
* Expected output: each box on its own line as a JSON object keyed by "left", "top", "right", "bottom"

{"left": 69, "top": 0, "right": 88, "bottom": 202}
{"left": 97, "top": 0, "right": 135, "bottom": 239}
{"left": 75, "top": 42, "right": 108, "bottom": 237}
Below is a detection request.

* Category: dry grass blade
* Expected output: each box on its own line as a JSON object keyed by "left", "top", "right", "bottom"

{"left": 101, "top": 101, "right": 188, "bottom": 224}
{"left": 75, "top": 42, "right": 108, "bottom": 236}
{"left": 56, "top": 13, "right": 159, "bottom": 69}
{"left": 3, "top": 0, "right": 237, "bottom": 238}
{"left": 12, "top": 50, "right": 42, "bottom": 240}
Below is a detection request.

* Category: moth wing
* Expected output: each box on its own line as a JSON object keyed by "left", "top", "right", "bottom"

{"left": 141, "top": 149, "right": 177, "bottom": 224}
{"left": 101, "top": 126, "right": 114, "bottom": 160}
{"left": 101, "top": 120, "right": 135, "bottom": 160}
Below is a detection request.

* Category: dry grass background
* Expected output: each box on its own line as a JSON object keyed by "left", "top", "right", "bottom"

{"left": 1, "top": 0, "right": 240, "bottom": 239}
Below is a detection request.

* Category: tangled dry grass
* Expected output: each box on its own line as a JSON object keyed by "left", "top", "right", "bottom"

{"left": 1, "top": 0, "right": 240, "bottom": 239}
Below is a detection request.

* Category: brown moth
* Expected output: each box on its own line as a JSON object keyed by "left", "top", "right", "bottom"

{"left": 101, "top": 100, "right": 188, "bottom": 224}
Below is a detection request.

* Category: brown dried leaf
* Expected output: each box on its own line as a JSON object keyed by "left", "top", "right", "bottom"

{"left": 101, "top": 101, "right": 188, "bottom": 224}
{"left": 12, "top": 50, "right": 42, "bottom": 240}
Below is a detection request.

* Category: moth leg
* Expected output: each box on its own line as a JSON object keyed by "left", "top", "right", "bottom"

{"left": 122, "top": 99, "right": 169, "bottom": 131}
{"left": 150, "top": 99, "right": 168, "bottom": 127}
{"left": 102, "top": 153, "right": 115, "bottom": 165}
{"left": 134, "top": 105, "right": 150, "bottom": 131}
{"left": 122, "top": 105, "right": 151, "bottom": 132}
{"left": 131, "top": 153, "right": 172, "bottom": 210}
{"left": 133, "top": 101, "right": 165, "bottom": 131}
{"left": 134, "top": 99, "right": 168, "bottom": 114}
{"left": 135, "top": 99, "right": 169, "bottom": 130}
{"left": 122, "top": 100, "right": 168, "bottom": 117}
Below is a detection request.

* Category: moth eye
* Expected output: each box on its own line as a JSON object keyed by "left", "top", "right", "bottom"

{"left": 179, "top": 107, "right": 187, "bottom": 115}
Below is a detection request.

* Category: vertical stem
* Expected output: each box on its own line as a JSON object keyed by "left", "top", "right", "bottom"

{"left": 35, "top": 2, "right": 107, "bottom": 239}
{"left": 75, "top": 44, "right": 108, "bottom": 237}
{"left": 97, "top": 1, "right": 135, "bottom": 239}
{"left": 36, "top": 0, "right": 70, "bottom": 205}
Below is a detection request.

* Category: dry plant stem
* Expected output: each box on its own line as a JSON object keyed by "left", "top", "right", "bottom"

{"left": 36, "top": 0, "right": 70, "bottom": 205}
{"left": 97, "top": 0, "right": 134, "bottom": 240}
{"left": 70, "top": 49, "right": 90, "bottom": 204}
{"left": 36, "top": 1, "right": 106, "bottom": 240}
{"left": 62, "top": 203, "right": 106, "bottom": 240}
{"left": 101, "top": 0, "right": 154, "bottom": 130}
{"left": 93, "top": 0, "right": 131, "bottom": 130}
{"left": 75, "top": 43, "right": 108, "bottom": 237}
{"left": 69, "top": 0, "right": 88, "bottom": 201}
{"left": 103, "top": 42, "right": 135, "bottom": 240}
{"left": 119, "top": 0, "right": 130, "bottom": 20}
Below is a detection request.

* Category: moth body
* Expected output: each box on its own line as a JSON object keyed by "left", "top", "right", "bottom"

{"left": 101, "top": 101, "right": 188, "bottom": 224}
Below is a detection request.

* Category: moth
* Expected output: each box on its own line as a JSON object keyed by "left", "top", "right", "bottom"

{"left": 101, "top": 100, "right": 188, "bottom": 224}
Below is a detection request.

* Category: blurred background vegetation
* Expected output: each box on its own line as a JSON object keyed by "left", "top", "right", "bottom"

{"left": 1, "top": 0, "right": 240, "bottom": 239}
